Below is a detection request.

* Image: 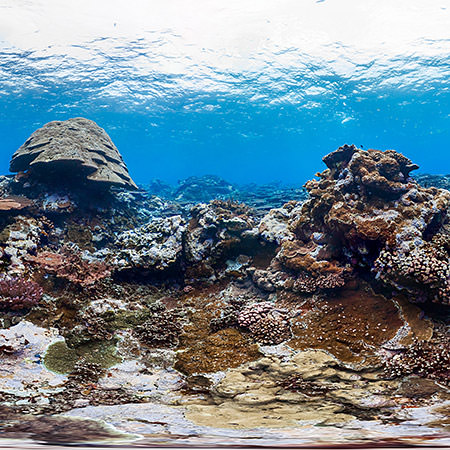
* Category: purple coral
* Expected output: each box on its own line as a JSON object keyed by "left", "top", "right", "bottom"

{"left": 0, "top": 277, "right": 43, "bottom": 311}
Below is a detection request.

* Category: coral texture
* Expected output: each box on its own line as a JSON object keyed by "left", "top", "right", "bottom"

{"left": 0, "top": 216, "right": 45, "bottom": 275}
{"left": 10, "top": 117, "right": 137, "bottom": 189}
{"left": 29, "top": 247, "right": 110, "bottom": 287}
{"left": 383, "top": 326, "right": 449, "bottom": 385}
{"left": 112, "top": 215, "right": 185, "bottom": 272}
{"left": 135, "top": 304, "right": 182, "bottom": 348}
{"left": 184, "top": 200, "right": 257, "bottom": 280}
{"left": 238, "top": 301, "right": 291, "bottom": 345}
{"left": 0, "top": 277, "right": 43, "bottom": 311}
{"left": 0, "top": 196, "right": 33, "bottom": 211}
{"left": 254, "top": 145, "right": 450, "bottom": 303}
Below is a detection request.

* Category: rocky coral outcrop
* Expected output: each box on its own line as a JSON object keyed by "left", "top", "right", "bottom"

{"left": 0, "top": 216, "right": 49, "bottom": 274}
{"left": 415, "top": 173, "right": 450, "bottom": 191}
{"left": 10, "top": 118, "right": 137, "bottom": 190}
{"left": 174, "top": 175, "right": 237, "bottom": 203}
{"left": 0, "top": 276, "right": 43, "bottom": 311}
{"left": 111, "top": 215, "right": 185, "bottom": 273}
{"left": 184, "top": 200, "right": 258, "bottom": 280}
{"left": 254, "top": 145, "right": 450, "bottom": 303}
{"left": 29, "top": 247, "right": 111, "bottom": 287}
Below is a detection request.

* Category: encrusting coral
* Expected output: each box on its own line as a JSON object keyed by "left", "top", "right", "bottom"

{"left": 29, "top": 247, "right": 111, "bottom": 287}
{"left": 111, "top": 215, "right": 185, "bottom": 273}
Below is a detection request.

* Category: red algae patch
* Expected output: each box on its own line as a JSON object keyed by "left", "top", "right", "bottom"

{"left": 288, "top": 286, "right": 404, "bottom": 365}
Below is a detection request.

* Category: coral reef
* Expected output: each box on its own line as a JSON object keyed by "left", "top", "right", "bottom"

{"left": 174, "top": 175, "right": 237, "bottom": 203}
{"left": 254, "top": 145, "right": 450, "bottom": 303}
{"left": 415, "top": 173, "right": 450, "bottom": 191}
{"left": 0, "top": 196, "right": 33, "bottom": 212}
{"left": 0, "top": 277, "right": 43, "bottom": 311}
{"left": 184, "top": 200, "right": 258, "bottom": 280}
{"left": 0, "top": 140, "right": 449, "bottom": 444}
{"left": 112, "top": 215, "right": 185, "bottom": 273}
{"left": 374, "top": 225, "right": 450, "bottom": 304}
{"left": 237, "top": 301, "right": 292, "bottom": 345}
{"left": 10, "top": 117, "right": 137, "bottom": 189}
{"left": 0, "top": 216, "right": 47, "bottom": 274}
{"left": 134, "top": 303, "right": 182, "bottom": 348}
{"left": 383, "top": 325, "right": 449, "bottom": 385}
{"left": 279, "top": 375, "right": 331, "bottom": 396}
{"left": 29, "top": 247, "right": 111, "bottom": 287}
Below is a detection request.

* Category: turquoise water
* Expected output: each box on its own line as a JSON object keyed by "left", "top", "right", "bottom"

{"left": 0, "top": 0, "right": 449, "bottom": 186}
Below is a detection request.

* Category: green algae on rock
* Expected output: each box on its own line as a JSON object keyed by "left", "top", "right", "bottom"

{"left": 43, "top": 340, "right": 121, "bottom": 375}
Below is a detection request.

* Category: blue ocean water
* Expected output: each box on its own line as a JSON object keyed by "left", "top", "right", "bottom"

{"left": 0, "top": 0, "right": 449, "bottom": 186}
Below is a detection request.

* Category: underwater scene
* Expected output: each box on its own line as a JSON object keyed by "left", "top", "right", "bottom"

{"left": 0, "top": 0, "right": 449, "bottom": 448}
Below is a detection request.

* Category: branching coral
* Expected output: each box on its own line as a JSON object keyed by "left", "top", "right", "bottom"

{"left": 383, "top": 326, "right": 449, "bottom": 385}
{"left": 134, "top": 303, "right": 182, "bottom": 348}
{"left": 279, "top": 375, "right": 331, "bottom": 396}
{"left": 238, "top": 302, "right": 291, "bottom": 345}
{"left": 374, "top": 227, "right": 450, "bottom": 304}
{"left": 0, "top": 277, "right": 43, "bottom": 311}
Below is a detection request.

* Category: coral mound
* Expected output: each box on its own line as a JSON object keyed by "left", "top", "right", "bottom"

{"left": 10, "top": 117, "right": 137, "bottom": 190}
{"left": 255, "top": 145, "right": 450, "bottom": 303}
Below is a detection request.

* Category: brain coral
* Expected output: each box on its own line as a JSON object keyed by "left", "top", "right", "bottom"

{"left": 255, "top": 145, "right": 450, "bottom": 304}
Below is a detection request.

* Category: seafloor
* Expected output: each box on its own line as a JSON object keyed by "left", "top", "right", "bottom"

{"left": 0, "top": 119, "right": 449, "bottom": 447}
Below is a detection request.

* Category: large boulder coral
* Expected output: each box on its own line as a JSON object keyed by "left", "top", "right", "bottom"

{"left": 254, "top": 145, "right": 450, "bottom": 304}
{"left": 10, "top": 118, "right": 137, "bottom": 190}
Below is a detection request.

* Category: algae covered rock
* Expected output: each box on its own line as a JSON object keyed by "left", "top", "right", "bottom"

{"left": 10, "top": 117, "right": 137, "bottom": 190}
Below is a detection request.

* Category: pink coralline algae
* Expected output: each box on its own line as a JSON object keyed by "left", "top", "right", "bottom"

{"left": 0, "top": 277, "right": 43, "bottom": 311}
{"left": 29, "top": 248, "right": 111, "bottom": 287}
